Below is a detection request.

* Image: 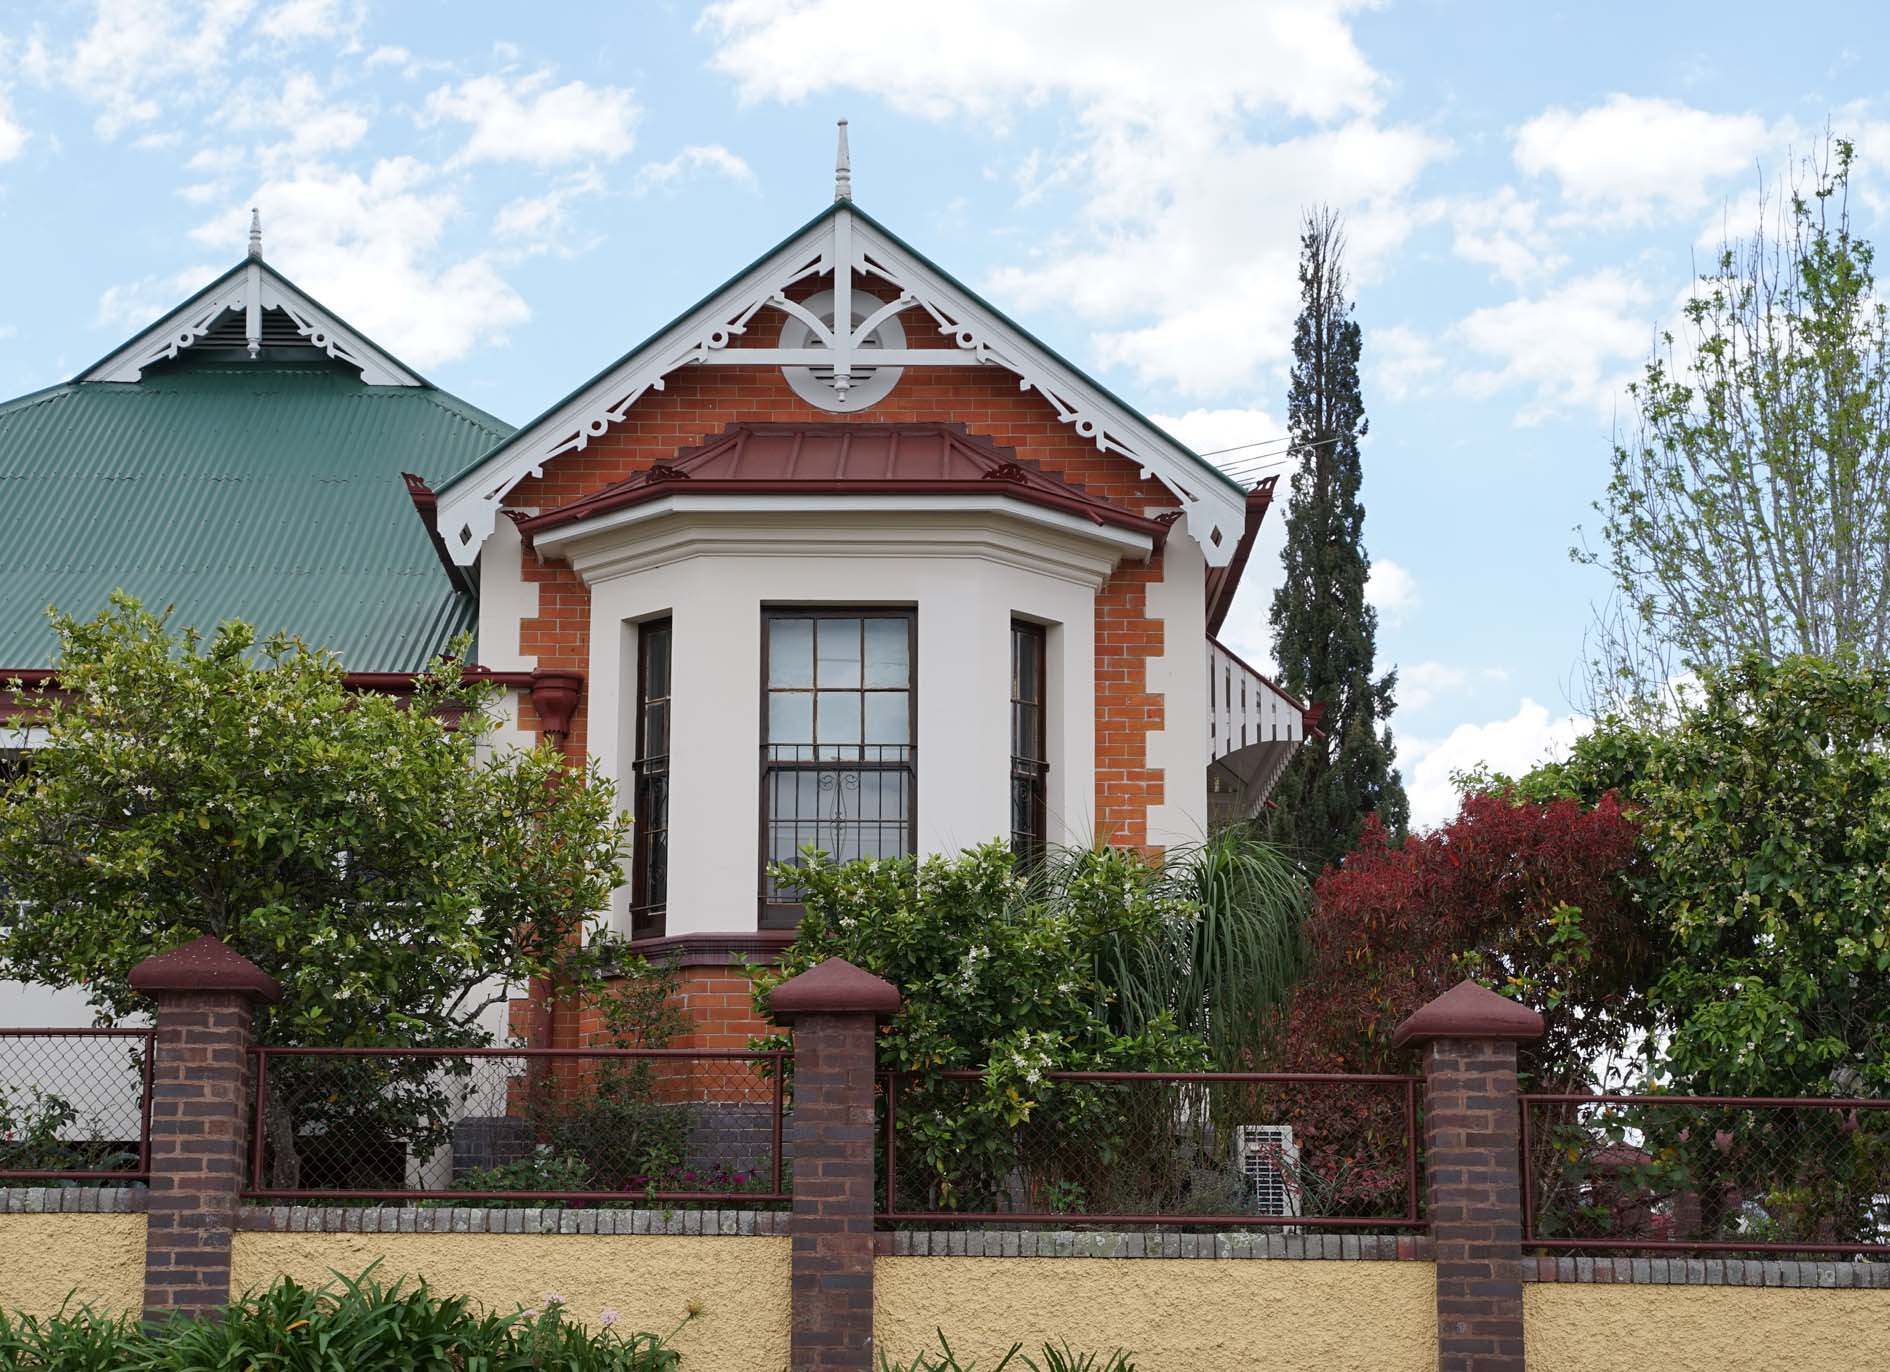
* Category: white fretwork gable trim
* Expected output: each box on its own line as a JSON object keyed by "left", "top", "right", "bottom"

{"left": 432, "top": 205, "right": 1248, "bottom": 566}
{"left": 82, "top": 259, "right": 422, "bottom": 388}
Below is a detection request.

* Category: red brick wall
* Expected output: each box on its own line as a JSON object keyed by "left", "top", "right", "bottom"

{"left": 506, "top": 304, "right": 1178, "bottom": 843}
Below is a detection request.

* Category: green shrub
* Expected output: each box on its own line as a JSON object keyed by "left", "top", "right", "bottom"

{"left": 878, "top": 1330, "right": 1136, "bottom": 1372}
{"left": 0, "top": 1270, "right": 697, "bottom": 1371}
{"left": 751, "top": 843, "right": 1209, "bottom": 1213}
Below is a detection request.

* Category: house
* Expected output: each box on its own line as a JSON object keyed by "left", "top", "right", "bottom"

{"left": 0, "top": 131, "right": 1308, "bottom": 1046}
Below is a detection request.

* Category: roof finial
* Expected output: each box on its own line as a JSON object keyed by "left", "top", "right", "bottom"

{"left": 833, "top": 118, "right": 851, "bottom": 203}
{"left": 247, "top": 207, "right": 263, "bottom": 259}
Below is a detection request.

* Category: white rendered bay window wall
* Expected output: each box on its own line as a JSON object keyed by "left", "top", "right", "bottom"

{"left": 582, "top": 553, "right": 1100, "bottom": 941}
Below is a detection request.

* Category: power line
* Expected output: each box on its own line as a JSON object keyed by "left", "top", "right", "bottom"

{"left": 1197, "top": 433, "right": 1343, "bottom": 461}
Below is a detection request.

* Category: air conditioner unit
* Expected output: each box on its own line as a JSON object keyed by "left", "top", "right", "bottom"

{"left": 1236, "top": 1124, "right": 1301, "bottom": 1218}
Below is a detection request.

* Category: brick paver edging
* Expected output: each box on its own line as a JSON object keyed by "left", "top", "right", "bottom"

{"left": 1524, "top": 1255, "right": 1890, "bottom": 1288}
{"left": 234, "top": 1205, "right": 788, "bottom": 1236}
{"left": 1, "top": 1186, "right": 148, "bottom": 1214}
{"left": 881, "top": 1230, "right": 1431, "bottom": 1260}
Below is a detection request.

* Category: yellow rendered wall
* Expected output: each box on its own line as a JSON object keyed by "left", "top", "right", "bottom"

{"left": 1526, "top": 1284, "right": 1890, "bottom": 1372}
{"left": 231, "top": 1232, "right": 788, "bottom": 1371}
{"left": 0, "top": 1215, "right": 146, "bottom": 1317}
{"left": 875, "top": 1257, "right": 1435, "bottom": 1372}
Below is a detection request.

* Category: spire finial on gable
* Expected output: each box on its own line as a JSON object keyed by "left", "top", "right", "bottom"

{"left": 247, "top": 207, "right": 263, "bottom": 259}
{"left": 834, "top": 118, "right": 851, "bottom": 203}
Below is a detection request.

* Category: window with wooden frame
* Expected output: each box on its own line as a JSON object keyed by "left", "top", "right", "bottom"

{"left": 1009, "top": 620, "right": 1049, "bottom": 866}
{"left": 630, "top": 617, "right": 672, "bottom": 940}
{"left": 761, "top": 608, "right": 915, "bottom": 926}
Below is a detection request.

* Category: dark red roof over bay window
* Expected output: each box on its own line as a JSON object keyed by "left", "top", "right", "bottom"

{"left": 516, "top": 422, "right": 1172, "bottom": 543}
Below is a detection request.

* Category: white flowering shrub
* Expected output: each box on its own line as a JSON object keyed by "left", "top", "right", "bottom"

{"left": 752, "top": 842, "right": 1207, "bottom": 1212}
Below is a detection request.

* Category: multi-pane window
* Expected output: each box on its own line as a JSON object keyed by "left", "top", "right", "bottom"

{"left": 761, "top": 609, "right": 915, "bottom": 924}
{"left": 1009, "top": 621, "right": 1049, "bottom": 866}
{"left": 630, "top": 617, "right": 672, "bottom": 940}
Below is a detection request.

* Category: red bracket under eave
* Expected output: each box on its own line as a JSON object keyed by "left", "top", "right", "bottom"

{"left": 1205, "top": 477, "right": 1279, "bottom": 637}
{"left": 401, "top": 472, "right": 475, "bottom": 597}
{"left": 1302, "top": 699, "right": 1328, "bottom": 740}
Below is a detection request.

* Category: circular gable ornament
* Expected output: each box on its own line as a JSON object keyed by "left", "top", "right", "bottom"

{"left": 780, "top": 289, "right": 905, "bottom": 412}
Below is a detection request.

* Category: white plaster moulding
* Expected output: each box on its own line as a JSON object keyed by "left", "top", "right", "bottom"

{"left": 82, "top": 261, "right": 421, "bottom": 387}
{"left": 434, "top": 207, "right": 1246, "bottom": 567}
{"left": 535, "top": 500, "right": 1149, "bottom": 590}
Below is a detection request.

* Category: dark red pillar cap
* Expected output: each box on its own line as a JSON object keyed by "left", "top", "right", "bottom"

{"left": 767, "top": 956, "right": 900, "bottom": 1022}
{"left": 130, "top": 934, "right": 282, "bottom": 1003}
{"left": 1391, "top": 978, "right": 1543, "bottom": 1048}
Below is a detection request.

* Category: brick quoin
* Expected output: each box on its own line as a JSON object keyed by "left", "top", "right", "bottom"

{"left": 129, "top": 936, "right": 282, "bottom": 1323}
{"left": 1395, "top": 980, "right": 1546, "bottom": 1372}
{"left": 767, "top": 959, "right": 900, "bottom": 1372}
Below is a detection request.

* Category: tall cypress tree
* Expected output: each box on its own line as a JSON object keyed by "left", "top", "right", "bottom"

{"left": 1268, "top": 209, "right": 1408, "bottom": 868}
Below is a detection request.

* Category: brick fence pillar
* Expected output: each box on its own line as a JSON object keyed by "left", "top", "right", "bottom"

{"left": 129, "top": 935, "right": 282, "bottom": 1323}
{"left": 1393, "top": 979, "right": 1545, "bottom": 1372}
{"left": 769, "top": 957, "right": 900, "bottom": 1372}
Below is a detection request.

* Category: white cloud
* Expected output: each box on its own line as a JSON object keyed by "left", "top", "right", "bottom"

{"left": 1396, "top": 661, "right": 1509, "bottom": 713}
{"left": 635, "top": 143, "right": 757, "bottom": 193}
{"left": 1446, "top": 187, "right": 1563, "bottom": 286}
{"left": 1452, "top": 269, "right": 1653, "bottom": 423}
{"left": 1372, "top": 324, "right": 1442, "bottom": 402}
{"left": 188, "top": 158, "right": 530, "bottom": 367}
{"left": 232, "top": 71, "right": 370, "bottom": 159}
{"left": 0, "top": 90, "right": 26, "bottom": 163}
{"left": 1403, "top": 698, "right": 1587, "bottom": 829}
{"left": 1149, "top": 406, "right": 1286, "bottom": 457}
{"left": 23, "top": 0, "right": 256, "bottom": 140}
{"left": 701, "top": 0, "right": 1450, "bottom": 397}
{"left": 704, "top": 0, "right": 1382, "bottom": 126}
{"left": 257, "top": 0, "right": 356, "bottom": 45}
{"left": 494, "top": 169, "right": 606, "bottom": 251}
{"left": 1399, "top": 661, "right": 1467, "bottom": 713}
{"left": 1365, "top": 557, "right": 1418, "bottom": 625}
{"left": 96, "top": 268, "right": 220, "bottom": 330}
{"left": 1514, "top": 94, "right": 1770, "bottom": 225}
{"left": 423, "top": 70, "right": 640, "bottom": 167}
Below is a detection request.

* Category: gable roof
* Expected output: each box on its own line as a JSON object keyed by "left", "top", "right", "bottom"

{"left": 80, "top": 253, "right": 426, "bottom": 388}
{"left": 518, "top": 422, "right": 1172, "bottom": 546}
{"left": 433, "top": 201, "right": 1249, "bottom": 567}
{"left": 0, "top": 353, "right": 511, "bottom": 673}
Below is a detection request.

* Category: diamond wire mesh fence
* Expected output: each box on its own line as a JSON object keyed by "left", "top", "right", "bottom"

{"left": 246, "top": 1047, "right": 789, "bottom": 1206}
{"left": 0, "top": 1028, "right": 153, "bottom": 1181}
{"left": 1524, "top": 1094, "right": 1890, "bottom": 1257}
{"left": 880, "top": 1070, "right": 1422, "bottom": 1229}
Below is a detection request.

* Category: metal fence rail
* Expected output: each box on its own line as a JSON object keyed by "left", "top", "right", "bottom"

{"left": 880, "top": 1069, "right": 1423, "bottom": 1228}
{"left": 246, "top": 1046, "right": 790, "bottom": 1204}
{"left": 1523, "top": 1092, "right": 1890, "bottom": 1257}
{"left": 0, "top": 1028, "right": 154, "bottom": 1182}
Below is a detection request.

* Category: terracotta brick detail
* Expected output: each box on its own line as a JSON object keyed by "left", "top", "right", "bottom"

{"left": 1419, "top": 1037, "right": 1530, "bottom": 1372}
{"left": 141, "top": 989, "right": 263, "bottom": 1321}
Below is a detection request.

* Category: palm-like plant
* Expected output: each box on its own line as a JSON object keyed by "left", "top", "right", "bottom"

{"left": 1038, "top": 827, "right": 1308, "bottom": 1069}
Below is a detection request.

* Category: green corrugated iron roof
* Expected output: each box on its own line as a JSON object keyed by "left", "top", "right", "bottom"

{"left": 0, "top": 353, "right": 512, "bottom": 673}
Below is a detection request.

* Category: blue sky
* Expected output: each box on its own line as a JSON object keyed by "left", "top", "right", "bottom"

{"left": 0, "top": 0, "right": 1881, "bottom": 825}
